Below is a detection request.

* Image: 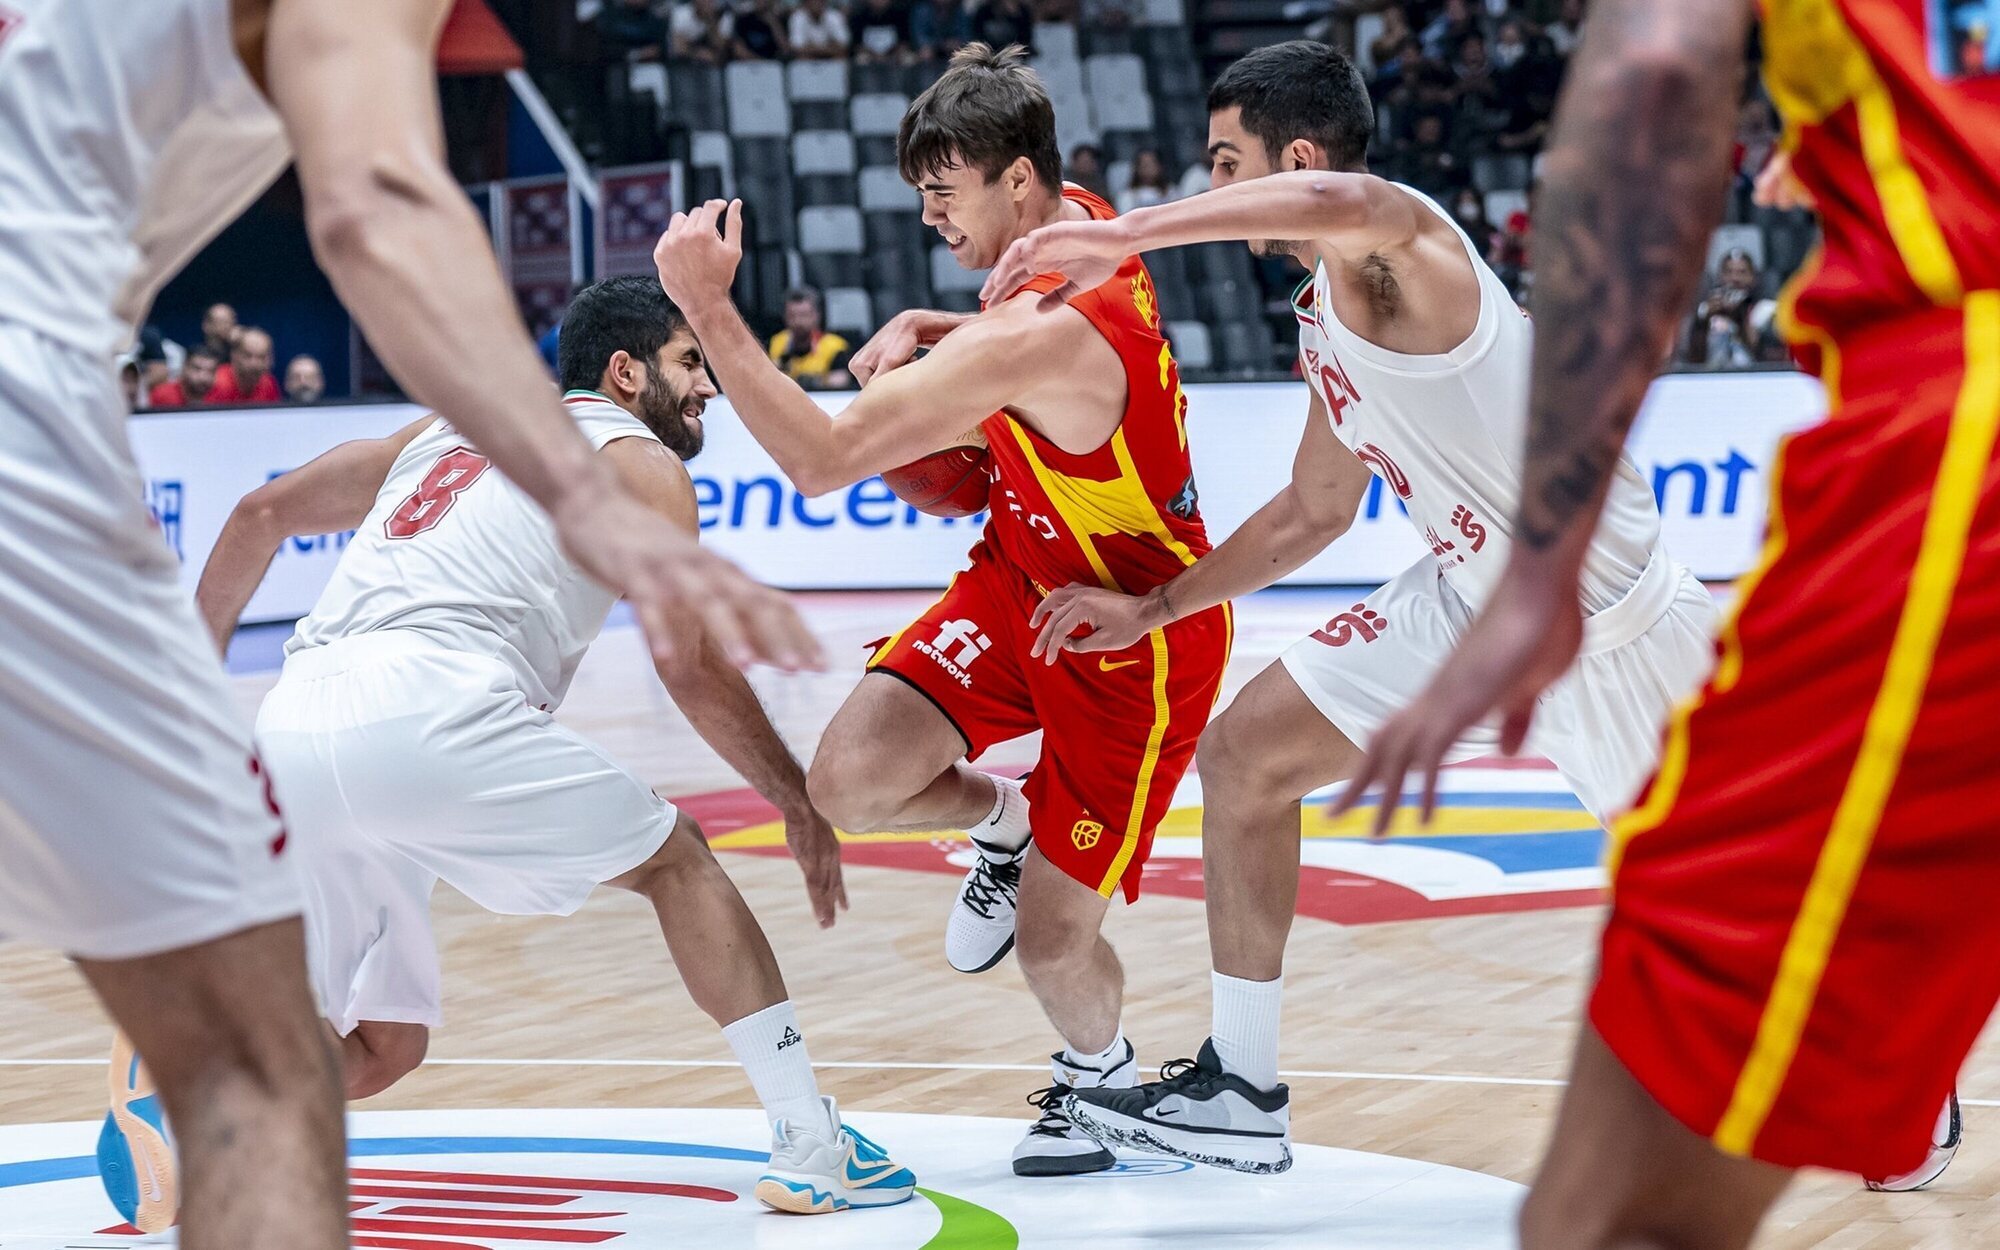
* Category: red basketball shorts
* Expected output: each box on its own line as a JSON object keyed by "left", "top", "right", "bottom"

{"left": 868, "top": 543, "right": 1231, "bottom": 901}
{"left": 1592, "top": 298, "right": 2000, "bottom": 1179}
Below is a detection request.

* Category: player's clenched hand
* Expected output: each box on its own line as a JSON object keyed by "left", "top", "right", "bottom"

{"left": 980, "top": 217, "right": 1140, "bottom": 312}
{"left": 551, "top": 486, "right": 823, "bottom": 672}
{"left": 1028, "top": 584, "right": 1169, "bottom": 664}
{"left": 654, "top": 199, "right": 745, "bottom": 312}
{"left": 784, "top": 808, "right": 848, "bottom": 928}
{"left": 1330, "top": 570, "right": 1581, "bottom": 838}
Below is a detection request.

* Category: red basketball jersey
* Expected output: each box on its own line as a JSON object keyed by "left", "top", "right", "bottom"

{"left": 978, "top": 185, "right": 1210, "bottom": 597}
{"left": 1763, "top": 0, "right": 2000, "bottom": 356}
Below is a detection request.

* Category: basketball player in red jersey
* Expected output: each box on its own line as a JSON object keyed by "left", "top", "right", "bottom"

{"left": 655, "top": 43, "right": 1230, "bottom": 1175}
{"left": 1342, "top": 0, "right": 2000, "bottom": 1244}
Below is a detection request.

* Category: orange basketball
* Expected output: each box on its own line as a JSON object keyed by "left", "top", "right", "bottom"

{"left": 881, "top": 425, "right": 991, "bottom": 517}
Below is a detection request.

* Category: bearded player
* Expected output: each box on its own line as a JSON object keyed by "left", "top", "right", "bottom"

{"left": 655, "top": 44, "right": 1230, "bottom": 1175}
{"left": 0, "top": 1, "right": 810, "bottom": 1243}
{"left": 1343, "top": 0, "right": 1995, "bottom": 1242}
{"left": 981, "top": 39, "right": 1719, "bottom": 1174}
{"left": 194, "top": 277, "right": 915, "bottom": 1215}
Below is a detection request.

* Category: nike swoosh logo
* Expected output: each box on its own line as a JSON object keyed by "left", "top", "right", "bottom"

{"left": 1153, "top": 1108, "right": 1181, "bottom": 1118}
{"left": 1098, "top": 658, "right": 1141, "bottom": 672}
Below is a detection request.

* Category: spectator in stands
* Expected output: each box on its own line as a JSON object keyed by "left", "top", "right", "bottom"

{"left": 731, "top": 0, "right": 790, "bottom": 60}
{"left": 209, "top": 326, "right": 281, "bottom": 404}
{"left": 1545, "top": 0, "right": 1584, "bottom": 57}
{"left": 790, "top": 0, "right": 851, "bottom": 59}
{"left": 599, "top": 0, "right": 668, "bottom": 60}
{"left": 1367, "top": 4, "right": 1413, "bottom": 68}
{"left": 1082, "top": 0, "right": 1138, "bottom": 31}
{"left": 909, "top": 0, "right": 973, "bottom": 60}
{"left": 149, "top": 345, "right": 221, "bottom": 408}
{"left": 198, "top": 302, "right": 238, "bottom": 360}
{"left": 1451, "top": 33, "right": 1506, "bottom": 137}
{"left": 1066, "top": 142, "right": 1111, "bottom": 199}
{"left": 134, "top": 329, "right": 176, "bottom": 400}
{"left": 118, "top": 359, "right": 141, "bottom": 414}
{"left": 1685, "top": 248, "right": 1782, "bottom": 367}
{"left": 1032, "top": 0, "right": 1079, "bottom": 21}
{"left": 285, "top": 355, "right": 327, "bottom": 405}
{"left": 669, "top": 0, "right": 733, "bottom": 62}
{"left": 1449, "top": 186, "right": 1501, "bottom": 258}
{"left": 1390, "top": 110, "right": 1466, "bottom": 195}
{"left": 768, "top": 287, "right": 854, "bottom": 391}
{"left": 1421, "top": 0, "right": 1482, "bottom": 60}
{"left": 973, "top": 0, "right": 1036, "bottom": 54}
{"left": 852, "top": 0, "right": 912, "bottom": 64}
{"left": 1117, "top": 147, "right": 1175, "bottom": 214}
{"left": 1733, "top": 95, "right": 1780, "bottom": 214}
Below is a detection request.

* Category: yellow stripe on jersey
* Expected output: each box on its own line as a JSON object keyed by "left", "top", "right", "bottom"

{"left": 1714, "top": 291, "right": 2000, "bottom": 1157}
{"left": 1761, "top": 0, "right": 1963, "bottom": 307}
{"left": 1098, "top": 628, "right": 1173, "bottom": 898}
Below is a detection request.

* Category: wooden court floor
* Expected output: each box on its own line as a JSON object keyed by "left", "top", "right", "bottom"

{"left": 0, "top": 590, "right": 1994, "bottom": 1247}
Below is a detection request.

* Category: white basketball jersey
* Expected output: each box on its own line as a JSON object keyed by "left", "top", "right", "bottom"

{"left": 288, "top": 393, "right": 665, "bottom": 711}
{"left": 1295, "top": 185, "right": 1663, "bottom": 616}
{"left": 0, "top": 0, "right": 290, "bottom": 357}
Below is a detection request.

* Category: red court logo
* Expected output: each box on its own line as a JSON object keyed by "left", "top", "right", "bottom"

{"left": 104, "top": 1166, "right": 735, "bottom": 1246}
{"left": 1312, "top": 607, "right": 1388, "bottom": 647}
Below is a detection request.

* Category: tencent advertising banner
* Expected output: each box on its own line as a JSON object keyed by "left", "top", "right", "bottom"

{"left": 131, "top": 372, "right": 1825, "bottom": 624}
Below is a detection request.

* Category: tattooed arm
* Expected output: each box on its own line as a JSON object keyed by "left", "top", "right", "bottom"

{"left": 1332, "top": 0, "right": 1754, "bottom": 834}
{"left": 1515, "top": 0, "right": 1751, "bottom": 565}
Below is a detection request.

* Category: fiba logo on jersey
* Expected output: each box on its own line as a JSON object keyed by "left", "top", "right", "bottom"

{"left": 914, "top": 618, "right": 991, "bottom": 688}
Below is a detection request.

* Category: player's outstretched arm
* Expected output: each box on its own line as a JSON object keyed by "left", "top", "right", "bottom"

{"left": 262, "top": 0, "right": 819, "bottom": 672}
{"left": 1030, "top": 392, "right": 1370, "bottom": 660}
{"left": 983, "top": 173, "right": 1422, "bottom": 309}
{"left": 1335, "top": 0, "right": 1751, "bottom": 835}
{"left": 659, "top": 200, "right": 1080, "bottom": 495}
{"left": 195, "top": 418, "right": 432, "bottom": 654}
{"left": 605, "top": 438, "right": 848, "bottom": 927}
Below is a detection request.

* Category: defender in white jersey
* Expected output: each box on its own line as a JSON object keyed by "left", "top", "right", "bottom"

{"left": 195, "top": 278, "right": 915, "bottom": 1215}
{"left": 982, "top": 41, "right": 1721, "bottom": 1171}
{"left": 1, "top": 0, "right": 815, "bottom": 1241}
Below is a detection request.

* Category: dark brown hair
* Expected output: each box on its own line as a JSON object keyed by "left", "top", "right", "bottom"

{"left": 898, "top": 43, "right": 1063, "bottom": 192}
{"left": 1208, "top": 39, "right": 1373, "bottom": 170}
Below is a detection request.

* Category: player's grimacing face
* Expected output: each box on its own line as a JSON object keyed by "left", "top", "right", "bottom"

{"left": 638, "top": 327, "right": 716, "bottom": 460}
{"left": 916, "top": 161, "right": 1017, "bottom": 272}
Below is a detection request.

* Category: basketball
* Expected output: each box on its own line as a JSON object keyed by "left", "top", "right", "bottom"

{"left": 881, "top": 425, "right": 991, "bottom": 517}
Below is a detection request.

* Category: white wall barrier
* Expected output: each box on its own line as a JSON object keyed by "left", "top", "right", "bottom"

{"left": 131, "top": 372, "right": 1827, "bottom": 624}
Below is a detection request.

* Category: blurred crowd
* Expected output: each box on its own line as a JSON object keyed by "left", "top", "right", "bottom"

{"left": 587, "top": 0, "right": 1118, "bottom": 66}
{"left": 122, "top": 303, "right": 328, "bottom": 412}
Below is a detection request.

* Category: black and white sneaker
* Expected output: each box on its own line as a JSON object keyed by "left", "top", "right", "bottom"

{"left": 945, "top": 777, "right": 1028, "bottom": 974}
{"left": 1010, "top": 1042, "right": 1136, "bottom": 1177}
{"left": 1865, "top": 1091, "right": 1962, "bottom": 1192}
{"left": 1064, "top": 1039, "right": 1292, "bottom": 1175}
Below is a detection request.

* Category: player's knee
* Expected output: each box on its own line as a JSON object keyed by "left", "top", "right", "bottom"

{"left": 1196, "top": 708, "right": 1261, "bottom": 797}
{"left": 610, "top": 813, "right": 715, "bottom": 898}
{"left": 805, "top": 751, "right": 891, "bottom": 834}
{"left": 344, "top": 1022, "right": 429, "bottom": 1101}
{"left": 1013, "top": 902, "right": 1097, "bottom": 976}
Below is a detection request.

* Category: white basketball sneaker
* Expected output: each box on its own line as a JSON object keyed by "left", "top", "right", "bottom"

{"left": 945, "top": 776, "right": 1028, "bottom": 974}
{"left": 754, "top": 1096, "right": 917, "bottom": 1214}
{"left": 1011, "top": 1042, "right": 1136, "bottom": 1177}
{"left": 1065, "top": 1038, "right": 1293, "bottom": 1175}
{"left": 1865, "top": 1092, "right": 1962, "bottom": 1192}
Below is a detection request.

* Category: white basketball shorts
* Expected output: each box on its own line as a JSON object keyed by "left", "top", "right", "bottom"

{"left": 0, "top": 321, "right": 298, "bottom": 960}
{"left": 254, "top": 631, "right": 676, "bottom": 1034}
{"left": 1280, "top": 552, "right": 1721, "bottom": 821}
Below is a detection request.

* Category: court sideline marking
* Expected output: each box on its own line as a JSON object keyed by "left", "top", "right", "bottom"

{"left": 0, "top": 1057, "right": 1994, "bottom": 1105}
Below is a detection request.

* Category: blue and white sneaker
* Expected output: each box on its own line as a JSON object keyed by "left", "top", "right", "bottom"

{"left": 754, "top": 1096, "right": 917, "bottom": 1214}
{"left": 98, "top": 1032, "right": 177, "bottom": 1233}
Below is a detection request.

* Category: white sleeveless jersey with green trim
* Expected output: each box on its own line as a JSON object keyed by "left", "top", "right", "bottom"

{"left": 1293, "top": 183, "right": 1664, "bottom": 617}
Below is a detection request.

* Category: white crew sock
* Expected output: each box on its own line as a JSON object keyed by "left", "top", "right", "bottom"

{"left": 1210, "top": 972, "right": 1283, "bottom": 1092}
{"left": 970, "top": 774, "right": 1031, "bottom": 855}
{"left": 1060, "top": 1028, "right": 1134, "bottom": 1088}
{"left": 722, "top": 1002, "right": 836, "bottom": 1138}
